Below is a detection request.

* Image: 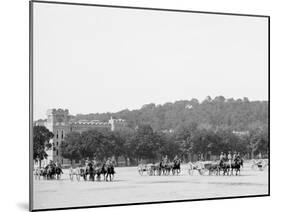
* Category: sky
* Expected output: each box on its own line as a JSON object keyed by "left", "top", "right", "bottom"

{"left": 33, "top": 3, "right": 268, "bottom": 120}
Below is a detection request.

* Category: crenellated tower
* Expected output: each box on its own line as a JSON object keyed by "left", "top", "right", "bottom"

{"left": 45, "top": 109, "right": 70, "bottom": 164}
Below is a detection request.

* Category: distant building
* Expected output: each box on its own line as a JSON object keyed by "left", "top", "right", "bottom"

{"left": 34, "top": 108, "right": 127, "bottom": 165}
{"left": 232, "top": 130, "right": 250, "bottom": 137}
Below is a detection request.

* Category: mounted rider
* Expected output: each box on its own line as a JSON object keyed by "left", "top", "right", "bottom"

{"left": 92, "top": 157, "right": 97, "bottom": 166}
{"left": 173, "top": 155, "right": 179, "bottom": 163}
{"left": 105, "top": 157, "right": 113, "bottom": 167}
{"left": 227, "top": 151, "right": 232, "bottom": 167}
{"left": 219, "top": 152, "right": 224, "bottom": 166}
{"left": 233, "top": 151, "right": 237, "bottom": 162}
{"left": 162, "top": 155, "right": 169, "bottom": 166}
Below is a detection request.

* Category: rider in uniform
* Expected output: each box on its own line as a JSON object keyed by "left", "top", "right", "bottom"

{"left": 219, "top": 152, "right": 224, "bottom": 161}
{"left": 163, "top": 155, "right": 168, "bottom": 164}
{"left": 92, "top": 157, "right": 97, "bottom": 166}
{"left": 105, "top": 157, "right": 113, "bottom": 166}
{"left": 233, "top": 151, "right": 237, "bottom": 163}
{"left": 219, "top": 152, "right": 224, "bottom": 166}
{"left": 237, "top": 152, "right": 241, "bottom": 160}
{"left": 227, "top": 151, "right": 232, "bottom": 167}
{"left": 173, "top": 155, "right": 179, "bottom": 162}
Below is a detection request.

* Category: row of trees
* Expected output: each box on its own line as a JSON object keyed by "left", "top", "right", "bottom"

{"left": 58, "top": 123, "right": 268, "bottom": 165}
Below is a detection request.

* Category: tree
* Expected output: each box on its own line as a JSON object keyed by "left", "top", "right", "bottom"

{"left": 131, "top": 124, "right": 161, "bottom": 162}
{"left": 80, "top": 129, "right": 109, "bottom": 160}
{"left": 60, "top": 132, "right": 82, "bottom": 164}
{"left": 33, "top": 126, "right": 54, "bottom": 167}
{"left": 247, "top": 127, "right": 269, "bottom": 158}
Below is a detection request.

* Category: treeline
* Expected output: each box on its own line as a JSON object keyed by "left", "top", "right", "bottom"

{"left": 71, "top": 96, "right": 268, "bottom": 132}
{"left": 60, "top": 123, "right": 268, "bottom": 165}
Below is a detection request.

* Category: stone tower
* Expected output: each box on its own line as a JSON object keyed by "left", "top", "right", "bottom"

{"left": 45, "top": 109, "right": 70, "bottom": 164}
{"left": 108, "top": 116, "right": 126, "bottom": 131}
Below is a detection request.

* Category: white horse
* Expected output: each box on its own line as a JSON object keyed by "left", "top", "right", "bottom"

{"left": 34, "top": 167, "right": 43, "bottom": 180}
{"left": 186, "top": 161, "right": 205, "bottom": 175}
{"left": 69, "top": 167, "right": 82, "bottom": 181}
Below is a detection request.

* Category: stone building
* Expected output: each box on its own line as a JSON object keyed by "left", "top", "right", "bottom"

{"left": 35, "top": 108, "right": 127, "bottom": 165}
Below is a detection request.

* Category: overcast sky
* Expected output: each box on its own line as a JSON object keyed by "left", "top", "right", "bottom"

{"left": 33, "top": 3, "right": 268, "bottom": 120}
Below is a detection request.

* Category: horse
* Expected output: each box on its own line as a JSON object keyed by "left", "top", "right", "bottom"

{"left": 204, "top": 162, "right": 220, "bottom": 175}
{"left": 93, "top": 163, "right": 107, "bottom": 181}
{"left": 187, "top": 161, "right": 205, "bottom": 175}
{"left": 172, "top": 159, "right": 181, "bottom": 175}
{"left": 160, "top": 161, "right": 172, "bottom": 175}
{"left": 34, "top": 167, "right": 44, "bottom": 180}
{"left": 55, "top": 166, "right": 63, "bottom": 179}
{"left": 69, "top": 167, "right": 84, "bottom": 181}
{"left": 219, "top": 158, "right": 242, "bottom": 176}
{"left": 86, "top": 163, "right": 95, "bottom": 181}
{"left": 104, "top": 163, "right": 115, "bottom": 181}
{"left": 45, "top": 165, "right": 56, "bottom": 180}
{"left": 231, "top": 158, "right": 243, "bottom": 175}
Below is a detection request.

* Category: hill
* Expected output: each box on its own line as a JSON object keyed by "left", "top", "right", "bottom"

{"left": 71, "top": 96, "right": 268, "bottom": 132}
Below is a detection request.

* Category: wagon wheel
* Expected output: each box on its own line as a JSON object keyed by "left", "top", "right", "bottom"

{"left": 69, "top": 174, "right": 73, "bottom": 181}
{"left": 251, "top": 165, "right": 255, "bottom": 170}
{"left": 139, "top": 169, "right": 144, "bottom": 176}
{"left": 202, "top": 168, "right": 208, "bottom": 175}
{"left": 198, "top": 169, "right": 205, "bottom": 175}
{"left": 76, "top": 174, "right": 80, "bottom": 181}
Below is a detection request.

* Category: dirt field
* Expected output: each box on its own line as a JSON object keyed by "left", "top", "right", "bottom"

{"left": 33, "top": 162, "right": 268, "bottom": 210}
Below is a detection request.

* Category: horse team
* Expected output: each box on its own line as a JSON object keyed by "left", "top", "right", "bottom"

{"left": 69, "top": 161, "right": 115, "bottom": 182}
{"left": 138, "top": 155, "right": 244, "bottom": 176}
{"left": 138, "top": 159, "right": 181, "bottom": 176}
{"left": 34, "top": 163, "right": 63, "bottom": 180}
{"left": 34, "top": 154, "right": 248, "bottom": 182}
{"left": 187, "top": 157, "right": 243, "bottom": 176}
{"left": 34, "top": 159, "right": 115, "bottom": 182}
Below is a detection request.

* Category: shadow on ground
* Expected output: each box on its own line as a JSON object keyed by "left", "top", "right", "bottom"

{"left": 16, "top": 202, "right": 29, "bottom": 211}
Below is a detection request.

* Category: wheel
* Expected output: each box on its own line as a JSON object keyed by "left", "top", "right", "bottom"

{"left": 76, "top": 174, "right": 80, "bottom": 181}
{"left": 139, "top": 169, "right": 144, "bottom": 176}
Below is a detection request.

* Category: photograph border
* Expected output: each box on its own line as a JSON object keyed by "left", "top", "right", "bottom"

{"left": 29, "top": 1, "right": 270, "bottom": 211}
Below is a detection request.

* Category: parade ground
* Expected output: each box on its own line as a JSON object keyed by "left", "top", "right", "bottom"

{"left": 33, "top": 162, "right": 268, "bottom": 210}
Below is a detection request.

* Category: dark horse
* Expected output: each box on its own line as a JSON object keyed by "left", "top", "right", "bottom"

{"left": 54, "top": 166, "right": 63, "bottom": 179}
{"left": 172, "top": 159, "right": 181, "bottom": 175}
{"left": 219, "top": 158, "right": 243, "bottom": 176}
{"left": 104, "top": 163, "right": 115, "bottom": 181}
{"left": 93, "top": 163, "right": 107, "bottom": 181}
{"left": 231, "top": 158, "right": 243, "bottom": 175}
{"left": 45, "top": 165, "right": 56, "bottom": 180}
{"left": 86, "top": 163, "right": 95, "bottom": 181}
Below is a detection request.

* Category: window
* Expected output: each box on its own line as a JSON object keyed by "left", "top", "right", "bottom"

{"left": 56, "top": 150, "right": 59, "bottom": 156}
{"left": 61, "top": 130, "right": 63, "bottom": 139}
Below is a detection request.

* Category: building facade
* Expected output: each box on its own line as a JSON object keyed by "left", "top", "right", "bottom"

{"left": 35, "top": 108, "right": 127, "bottom": 165}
